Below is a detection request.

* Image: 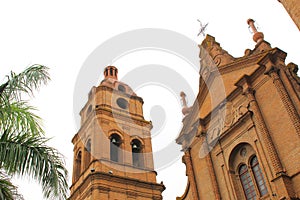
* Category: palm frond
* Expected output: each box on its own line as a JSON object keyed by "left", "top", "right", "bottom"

{"left": 0, "top": 64, "right": 50, "bottom": 100}
{"left": 0, "top": 131, "right": 68, "bottom": 200}
{"left": 0, "top": 100, "right": 44, "bottom": 136}
{"left": 0, "top": 171, "right": 24, "bottom": 200}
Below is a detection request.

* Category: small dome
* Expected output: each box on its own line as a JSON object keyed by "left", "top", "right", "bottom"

{"left": 100, "top": 66, "right": 137, "bottom": 96}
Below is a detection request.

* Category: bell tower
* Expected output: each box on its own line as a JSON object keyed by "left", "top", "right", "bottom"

{"left": 69, "top": 66, "right": 165, "bottom": 200}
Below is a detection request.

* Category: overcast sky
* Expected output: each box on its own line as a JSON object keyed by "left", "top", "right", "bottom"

{"left": 0, "top": 0, "right": 299, "bottom": 199}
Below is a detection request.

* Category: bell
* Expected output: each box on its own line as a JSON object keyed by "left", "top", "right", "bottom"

{"left": 132, "top": 144, "right": 138, "bottom": 149}
{"left": 111, "top": 138, "right": 117, "bottom": 144}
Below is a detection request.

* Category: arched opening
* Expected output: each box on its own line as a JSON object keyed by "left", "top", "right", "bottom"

{"left": 84, "top": 139, "right": 91, "bottom": 169}
{"left": 131, "top": 139, "right": 143, "bottom": 168}
{"left": 239, "top": 164, "right": 256, "bottom": 200}
{"left": 74, "top": 151, "right": 82, "bottom": 181}
{"left": 250, "top": 156, "right": 268, "bottom": 196}
{"left": 110, "top": 134, "right": 121, "bottom": 162}
{"left": 228, "top": 143, "right": 269, "bottom": 199}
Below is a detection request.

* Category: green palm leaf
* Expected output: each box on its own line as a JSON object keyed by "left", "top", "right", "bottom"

{"left": 0, "top": 100, "right": 44, "bottom": 136}
{"left": 0, "top": 65, "right": 68, "bottom": 200}
{"left": 0, "top": 171, "right": 23, "bottom": 200}
{"left": 0, "top": 64, "right": 50, "bottom": 100}
{"left": 0, "top": 131, "right": 68, "bottom": 199}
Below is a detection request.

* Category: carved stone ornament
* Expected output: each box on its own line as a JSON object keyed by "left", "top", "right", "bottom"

{"left": 200, "top": 35, "right": 235, "bottom": 68}
{"left": 285, "top": 62, "right": 300, "bottom": 99}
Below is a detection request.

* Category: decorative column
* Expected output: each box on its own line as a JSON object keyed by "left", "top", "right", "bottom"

{"left": 206, "top": 151, "right": 221, "bottom": 200}
{"left": 245, "top": 87, "right": 284, "bottom": 175}
{"left": 236, "top": 77, "right": 284, "bottom": 176}
{"left": 182, "top": 149, "right": 200, "bottom": 200}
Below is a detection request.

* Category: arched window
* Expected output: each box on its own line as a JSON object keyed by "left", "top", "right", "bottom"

{"left": 239, "top": 164, "right": 256, "bottom": 200}
{"left": 74, "top": 151, "right": 82, "bottom": 181}
{"left": 251, "top": 156, "right": 268, "bottom": 196}
{"left": 131, "top": 139, "right": 143, "bottom": 168}
{"left": 110, "top": 134, "right": 121, "bottom": 162}
{"left": 84, "top": 139, "right": 91, "bottom": 169}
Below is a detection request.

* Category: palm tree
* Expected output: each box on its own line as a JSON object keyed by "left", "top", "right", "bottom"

{"left": 0, "top": 65, "right": 68, "bottom": 200}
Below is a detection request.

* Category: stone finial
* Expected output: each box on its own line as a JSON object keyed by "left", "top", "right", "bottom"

{"left": 247, "top": 19, "right": 264, "bottom": 43}
{"left": 180, "top": 92, "right": 187, "bottom": 107}
{"left": 104, "top": 66, "right": 118, "bottom": 80}
{"left": 180, "top": 91, "right": 191, "bottom": 115}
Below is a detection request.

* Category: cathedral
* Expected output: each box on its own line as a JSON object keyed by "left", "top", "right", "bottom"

{"left": 176, "top": 19, "right": 300, "bottom": 199}
{"left": 69, "top": 2, "right": 300, "bottom": 199}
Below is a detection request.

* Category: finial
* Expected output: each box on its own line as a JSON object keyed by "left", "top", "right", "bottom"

{"left": 197, "top": 19, "right": 208, "bottom": 37}
{"left": 180, "top": 91, "right": 191, "bottom": 115}
{"left": 180, "top": 91, "right": 187, "bottom": 107}
{"left": 104, "top": 66, "right": 118, "bottom": 80}
{"left": 247, "top": 19, "right": 264, "bottom": 43}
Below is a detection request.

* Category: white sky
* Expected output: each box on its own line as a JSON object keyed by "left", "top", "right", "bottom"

{"left": 0, "top": 0, "right": 299, "bottom": 199}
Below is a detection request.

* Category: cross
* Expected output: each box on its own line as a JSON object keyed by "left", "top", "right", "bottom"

{"left": 197, "top": 19, "right": 208, "bottom": 37}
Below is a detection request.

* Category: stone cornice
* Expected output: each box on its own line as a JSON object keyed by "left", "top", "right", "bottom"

{"left": 95, "top": 107, "right": 152, "bottom": 128}
{"left": 69, "top": 171, "right": 165, "bottom": 199}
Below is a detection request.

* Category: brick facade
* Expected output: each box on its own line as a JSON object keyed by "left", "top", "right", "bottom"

{"left": 176, "top": 34, "right": 300, "bottom": 199}
{"left": 69, "top": 66, "right": 165, "bottom": 200}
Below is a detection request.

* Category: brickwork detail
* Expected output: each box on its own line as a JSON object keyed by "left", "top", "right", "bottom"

{"left": 244, "top": 88, "right": 284, "bottom": 175}
{"left": 182, "top": 150, "right": 199, "bottom": 200}
{"left": 205, "top": 150, "right": 221, "bottom": 200}
{"left": 268, "top": 69, "right": 300, "bottom": 135}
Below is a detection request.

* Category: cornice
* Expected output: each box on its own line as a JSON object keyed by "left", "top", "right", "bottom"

{"left": 69, "top": 171, "right": 165, "bottom": 199}
{"left": 95, "top": 107, "right": 152, "bottom": 128}
{"left": 218, "top": 51, "right": 269, "bottom": 75}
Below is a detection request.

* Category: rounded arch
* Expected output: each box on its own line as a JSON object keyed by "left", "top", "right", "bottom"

{"left": 131, "top": 138, "right": 144, "bottom": 168}
{"left": 108, "top": 129, "right": 124, "bottom": 141}
{"left": 75, "top": 148, "right": 82, "bottom": 158}
{"left": 236, "top": 162, "right": 247, "bottom": 173}
{"left": 238, "top": 163, "right": 248, "bottom": 175}
{"left": 109, "top": 133, "right": 123, "bottom": 163}
{"left": 130, "top": 136, "right": 145, "bottom": 146}
{"left": 228, "top": 142, "right": 269, "bottom": 199}
{"left": 248, "top": 153, "right": 258, "bottom": 166}
{"left": 228, "top": 142, "right": 255, "bottom": 172}
{"left": 131, "top": 139, "right": 143, "bottom": 150}
{"left": 74, "top": 148, "right": 83, "bottom": 163}
{"left": 74, "top": 149, "right": 82, "bottom": 182}
{"left": 83, "top": 138, "right": 92, "bottom": 169}
{"left": 250, "top": 155, "right": 268, "bottom": 196}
